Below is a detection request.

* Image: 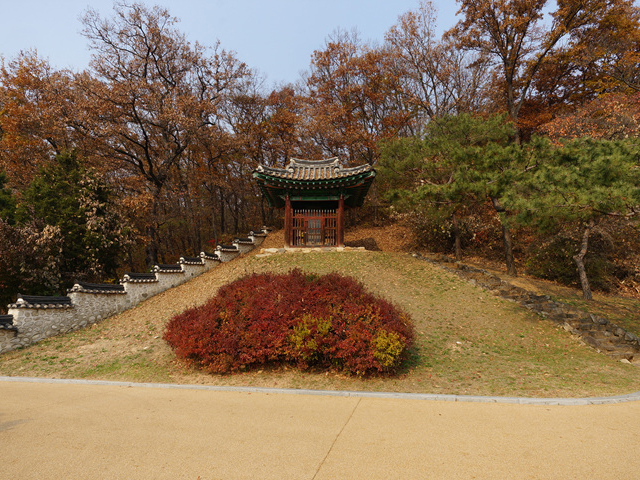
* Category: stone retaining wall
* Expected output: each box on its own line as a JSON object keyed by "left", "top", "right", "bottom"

{"left": 1, "top": 229, "right": 269, "bottom": 354}
{"left": 416, "top": 253, "right": 640, "bottom": 363}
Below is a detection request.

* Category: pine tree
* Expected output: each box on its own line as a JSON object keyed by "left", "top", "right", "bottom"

{"left": 510, "top": 138, "right": 640, "bottom": 299}
{"left": 380, "top": 114, "right": 530, "bottom": 272}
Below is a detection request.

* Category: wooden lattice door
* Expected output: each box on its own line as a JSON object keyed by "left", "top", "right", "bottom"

{"left": 292, "top": 209, "right": 337, "bottom": 246}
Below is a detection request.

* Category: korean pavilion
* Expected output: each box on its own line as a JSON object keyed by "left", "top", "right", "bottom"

{"left": 253, "top": 157, "right": 376, "bottom": 248}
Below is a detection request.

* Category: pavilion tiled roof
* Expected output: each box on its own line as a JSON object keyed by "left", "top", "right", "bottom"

{"left": 255, "top": 157, "right": 373, "bottom": 181}
{"left": 253, "top": 157, "right": 375, "bottom": 209}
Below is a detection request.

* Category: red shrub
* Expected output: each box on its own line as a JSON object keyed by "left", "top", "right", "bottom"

{"left": 163, "top": 269, "right": 414, "bottom": 376}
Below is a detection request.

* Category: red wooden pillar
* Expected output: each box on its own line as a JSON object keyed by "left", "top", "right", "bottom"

{"left": 284, "top": 195, "right": 292, "bottom": 247}
{"left": 337, "top": 194, "right": 345, "bottom": 247}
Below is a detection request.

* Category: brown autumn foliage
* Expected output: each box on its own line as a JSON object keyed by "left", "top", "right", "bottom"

{"left": 520, "top": 0, "right": 640, "bottom": 138}
{"left": 0, "top": 52, "right": 80, "bottom": 188}
{"left": 303, "top": 29, "right": 415, "bottom": 166}
{"left": 449, "top": 0, "right": 638, "bottom": 140}
{"left": 77, "top": 3, "right": 250, "bottom": 265}
{"left": 0, "top": 0, "right": 639, "bottom": 295}
{"left": 541, "top": 93, "right": 640, "bottom": 142}
{"left": 385, "top": 1, "right": 489, "bottom": 122}
{"left": 567, "top": 0, "right": 640, "bottom": 94}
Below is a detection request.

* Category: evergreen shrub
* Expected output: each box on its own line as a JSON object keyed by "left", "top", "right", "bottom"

{"left": 163, "top": 269, "right": 414, "bottom": 376}
{"left": 409, "top": 209, "right": 504, "bottom": 259}
{"left": 409, "top": 212, "right": 459, "bottom": 253}
{"left": 525, "top": 232, "right": 615, "bottom": 291}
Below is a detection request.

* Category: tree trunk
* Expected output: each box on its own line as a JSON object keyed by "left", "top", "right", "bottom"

{"left": 232, "top": 194, "right": 239, "bottom": 233}
{"left": 145, "top": 200, "right": 160, "bottom": 267}
{"left": 501, "top": 223, "right": 517, "bottom": 276}
{"left": 452, "top": 213, "right": 462, "bottom": 261}
{"left": 127, "top": 246, "right": 135, "bottom": 272}
{"left": 145, "top": 224, "right": 159, "bottom": 267}
{"left": 238, "top": 195, "right": 245, "bottom": 233}
{"left": 193, "top": 212, "right": 202, "bottom": 255}
{"left": 574, "top": 220, "right": 594, "bottom": 301}
{"left": 210, "top": 190, "right": 219, "bottom": 247}
{"left": 491, "top": 197, "right": 517, "bottom": 276}
{"left": 182, "top": 182, "right": 200, "bottom": 255}
{"left": 284, "top": 195, "right": 292, "bottom": 248}
{"left": 218, "top": 188, "right": 226, "bottom": 235}
{"left": 337, "top": 194, "right": 345, "bottom": 247}
{"left": 145, "top": 184, "right": 167, "bottom": 267}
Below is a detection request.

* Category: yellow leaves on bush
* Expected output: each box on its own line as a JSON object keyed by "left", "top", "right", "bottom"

{"left": 372, "top": 330, "right": 406, "bottom": 369}
{"left": 288, "top": 314, "right": 332, "bottom": 362}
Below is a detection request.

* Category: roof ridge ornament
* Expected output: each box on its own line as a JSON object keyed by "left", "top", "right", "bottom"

{"left": 288, "top": 157, "right": 340, "bottom": 167}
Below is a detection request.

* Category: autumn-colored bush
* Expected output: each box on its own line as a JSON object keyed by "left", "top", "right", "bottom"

{"left": 163, "top": 269, "right": 414, "bottom": 376}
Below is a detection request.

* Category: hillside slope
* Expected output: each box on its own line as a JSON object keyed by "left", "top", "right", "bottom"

{"left": 1, "top": 227, "right": 639, "bottom": 398}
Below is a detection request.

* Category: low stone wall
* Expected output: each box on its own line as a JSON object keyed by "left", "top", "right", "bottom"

{"left": 249, "top": 231, "right": 267, "bottom": 247}
{"left": 7, "top": 297, "right": 76, "bottom": 350}
{"left": 68, "top": 285, "right": 129, "bottom": 325}
{"left": 180, "top": 257, "right": 207, "bottom": 279}
{"left": 1, "top": 229, "right": 269, "bottom": 354}
{"left": 233, "top": 238, "right": 256, "bottom": 254}
{"left": 0, "top": 315, "right": 18, "bottom": 353}
{"left": 216, "top": 245, "right": 241, "bottom": 262}
{"left": 415, "top": 253, "right": 640, "bottom": 363}
{"left": 121, "top": 274, "right": 159, "bottom": 307}
{"left": 0, "top": 329, "right": 17, "bottom": 353}
{"left": 155, "top": 268, "right": 187, "bottom": 291}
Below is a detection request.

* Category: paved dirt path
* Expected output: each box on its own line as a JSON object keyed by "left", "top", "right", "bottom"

{"left": 2, "top": 379, "right": 640, "bottom": 479}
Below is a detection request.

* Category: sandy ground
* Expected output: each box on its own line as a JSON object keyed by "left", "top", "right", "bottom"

{"left": 2, "top": 379, "right": 640, "bottom": 480}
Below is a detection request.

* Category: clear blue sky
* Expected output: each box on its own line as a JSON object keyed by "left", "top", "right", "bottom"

{"left": 0, "top": 1, "right": 460, "bottom": 86}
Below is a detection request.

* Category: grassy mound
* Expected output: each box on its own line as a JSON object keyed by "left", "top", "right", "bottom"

{"left": 164, "top": 269, "right": 414, "bottom": 376}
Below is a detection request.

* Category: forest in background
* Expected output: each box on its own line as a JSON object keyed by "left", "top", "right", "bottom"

{"left": 1, "top": 0, "right": 639, "bottom": 309}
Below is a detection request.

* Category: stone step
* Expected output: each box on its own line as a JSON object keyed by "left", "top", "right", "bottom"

{"left": 571, "top": 321, "right": 608, "bottom": 332}
{"left": 581, "top": 335, "right": 620, "bottom": 350}
{"left": 584, "top": 334, "right": 640, "bottom": 353}
{"left": 608, "top": 352, "right": 636, "bottom": 361}
{"left": 584, "top": 330, "right": 614, "bottom": 341}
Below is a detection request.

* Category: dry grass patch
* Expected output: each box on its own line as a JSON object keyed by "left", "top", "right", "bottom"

{"left": 1, "top": 231, "right": 639, "bottom": 398}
